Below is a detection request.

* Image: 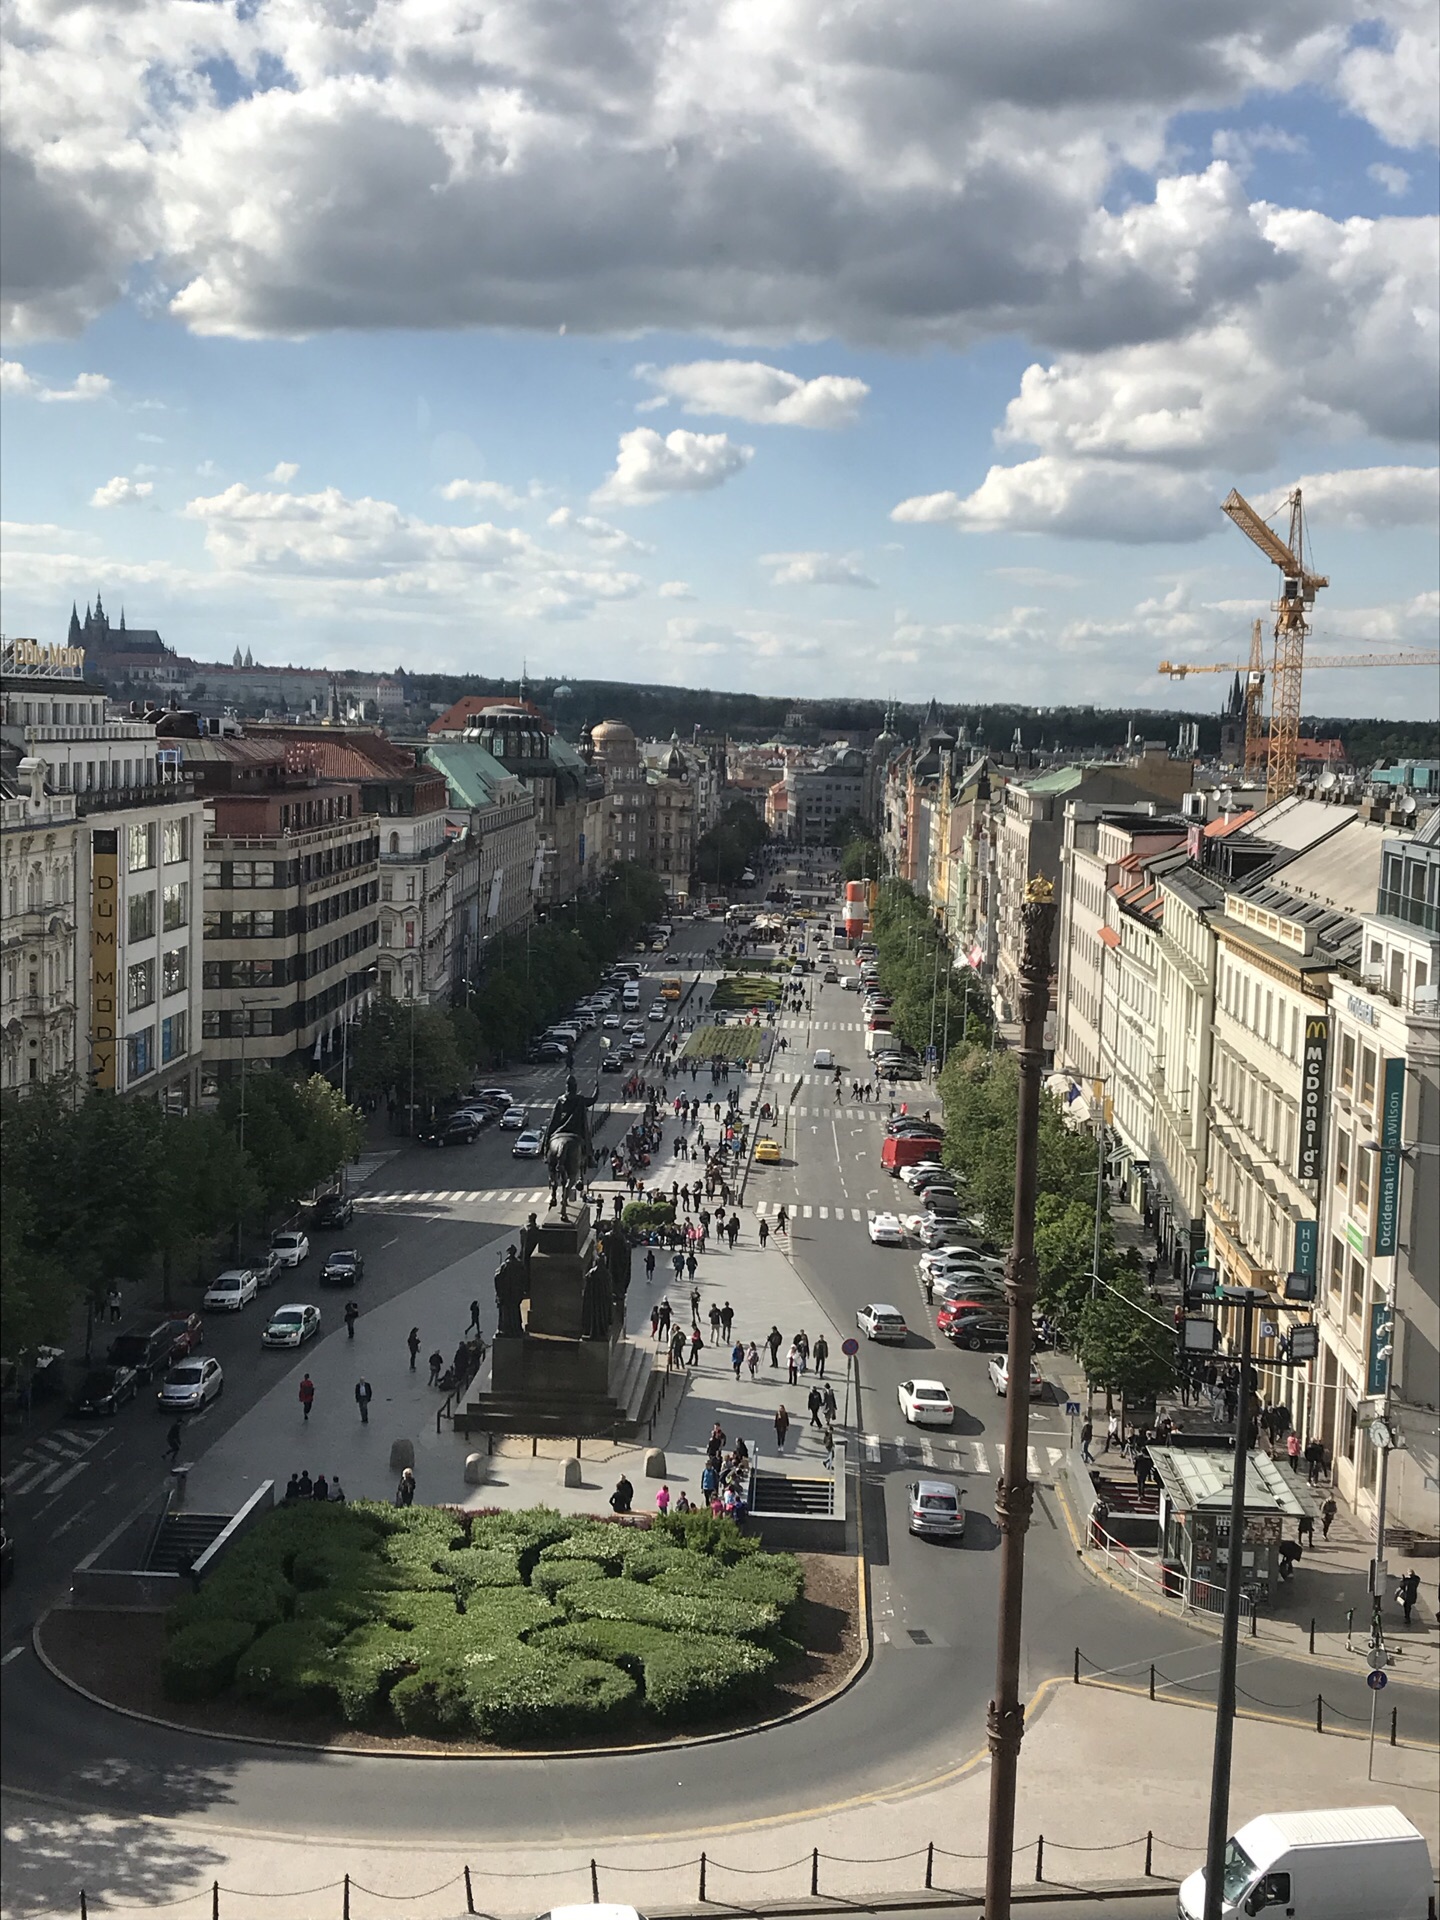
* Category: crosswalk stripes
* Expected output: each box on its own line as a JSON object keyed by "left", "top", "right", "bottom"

{"left": 3, "top": 1425, "right": 101, "bottom": 1500}
{"left": 857, "top": 1434, "right": 1065, "bottom": 1479}
{"left": 753, "top": 1200, "right": 870, "bottom": 1224}
{"left": 354, "top": 1187, "right": 550, "bottom": 1210}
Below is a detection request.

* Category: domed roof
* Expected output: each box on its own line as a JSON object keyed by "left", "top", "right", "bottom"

{"left": 591, "top": 718, "right": 636, "bottom": 744}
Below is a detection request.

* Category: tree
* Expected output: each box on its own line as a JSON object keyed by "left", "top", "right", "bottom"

{"left": 155, "top": 1112, "right": 261, "bottom": 1300}
{"left": 0, "top": 1181, "right": 73, "bottom": 1358}
{"left": 840, "top": 836, "right": 880, "bottom": 881}
{"left": 1077, "top": 1278, "right": 1177, "bottom": 1409}
{"left": 218, "top": 1070, "right": 363, "bottom": 1213}
{"left": 349, "top": 1002, "right": 465, "bottom": 1111}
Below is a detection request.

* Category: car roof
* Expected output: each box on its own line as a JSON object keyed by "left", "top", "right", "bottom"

{"left": 910, "top": 1378, "right": 948, "bottom": 1393}
{"left": 911, "top": 1478, "right": 960, "bottom": 1498}
{"left": 273, "top": 1231, "right": 304, "bottom": 1243}
{"left": 866, "top": 1302, "right": 904, "bottom": 1315}
{"left": 271, "top": 1302, "right": 312, "bottom": 1314}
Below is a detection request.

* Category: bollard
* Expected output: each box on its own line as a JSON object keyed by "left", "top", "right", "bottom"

{"left": 1391, "top": 1706, "right": 1398, "bottom": 1748}
{"left": 1035, "top": 1835, "right": 1045, "bottom": 1883}
{"left": 1073, "top": 1646, "right": 1081, "bottom": 1684}
{"left": 80, "top": 1896, "right": 88, "bottom": 1920}
{"left": 1309, "top": 1618, "right": 1315, "bottom": 1654}
{"left": 698, "top": 1852, "right": 707, "bottom": 1902}
{"left": 343, "top": 1873, "right": 351, "bottom": 1920}
{"left": 1316, "top": 1694, "right": 1323, "bottom": 1734}
{"left": 1250, "top": 1602, "right": 1257, "bottom": 1638}
{"left": 213, "top": 1884, "right": 220, "bottom": 1920}
{"left": 925, "top": 1842, "right": 934, "bottom": 1890}
{"left": 590, "top": 1859, "right": 600, "bottom": 1902}
{"left": 464, "top": 1864, "right": 476, "bottom": 1914}
{"left": 1346, "top": 1606, "right": 1354, "bottom": 1649}
{"left": 811, "top": 1847, "right": 820, "bottom": 1897}
{"left": 1145, "top": 1832, "right": 1154, "bottom": 1877}
{"left": 1149, "top": 1663, "right": 1155, "bottom": 1701}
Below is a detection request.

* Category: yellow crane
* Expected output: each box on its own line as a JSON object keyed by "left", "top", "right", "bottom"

{"left": 1218, "top": 487, "right": 1328, "bottom": 800}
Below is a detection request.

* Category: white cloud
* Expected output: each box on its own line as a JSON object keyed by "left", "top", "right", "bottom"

{"left": 657, "top": 580, "right": 695, "bottom": 599}
{"left": 893, "top": 459, "right": 1214, "bottom": 542}
{"left": 762, "top": 550, "right": 877, "bottom": 588}
{"left": 1367, "top": 163, "right": 1411, "bottom": 198}
{"left": 546, "top": 507, "right": 654, "bottom": 554}
{"left": 636, "top": 361, "right": 869, "bottom": 429}
{"left": 1289, "top": 465, "right": 1439, "bottom": 529}
{"left": 265, "top": 460, "right": 299, "bottom": 483}
{"left": 989, "top": 566, "right": 1086, "bottom": 588}
{"left": 1210, "top": 126, "right": 1308, "bottom": 169}
{"left": 1, "top": 359, "right": 110, "bottom": 402}
{"left": 91, "top": 475, "right": 155, "bottom": 507}
{"left": 592, "top": 429, "right": 753, "bottom": 506}
{"left": 1336, "top": 1, "right": 1439, "bottom": 150}
{"left": 442, "top": 477, "right": 526, "bottom": 511}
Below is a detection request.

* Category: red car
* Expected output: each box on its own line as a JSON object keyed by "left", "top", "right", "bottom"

{"left": 162, "top": 1312, "right": 205, "bottom": 1359}
{"left": 935, "top": 1299, "right": 993, "bottom": 1334}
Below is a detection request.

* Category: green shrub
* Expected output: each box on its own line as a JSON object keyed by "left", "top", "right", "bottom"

{"left": 559, "top": 1577, "right": 776, "bottom": 1640}
{"left": 328, "top": 1623, "right": 423, "bottom": 1725}
{"left": 162, "top": 1619, "right": 255, "bottom": 1701}
{"left": 234, "top": 1620, "right": 342, "bottom": 1712}
{"left": 531, "top": 1558, "right": 607, "bottom": 1600}
{"left": 536, "top": 1620, "right": 775, "bottom": 1721}
{"left": 391, "top": 1643, "right": 636, "bottom": 1740}
{"left": 653, "top": 1509, "right": 756, "bottom": 1562}
{"left": 171, "top": 1565, "right": 293, "bottom": 1634}
{"left": 538, "top": 1525, "right": 634, "bottom": 1573}
{"left": 445, "top": 1547, "right": 523, "bottom": 1598}
{"left": 621, "top": 1200, "right": 675, "bottom": 1235}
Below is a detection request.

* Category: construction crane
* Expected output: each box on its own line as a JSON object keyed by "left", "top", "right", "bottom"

{"left": 1218, "top": 487, "right": 1329, "bottom": 800}
{"left": 1158, "top": 640, "right": 1439, "bottom": 778}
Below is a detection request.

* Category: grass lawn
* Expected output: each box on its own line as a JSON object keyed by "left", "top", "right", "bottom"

{"left": 157, "top": 1504, "right": 806, "bottom": 1742}
{"left": 680, "top": 1023, "right": 765, "bottom": 1062}
{"left": 709, "top": 972, "right": 786, "bottom": 1011}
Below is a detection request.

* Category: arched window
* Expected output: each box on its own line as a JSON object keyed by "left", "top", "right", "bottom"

{"left": 27, "top": 864, "right": 43, "bottom": 909}
{"left": 389, "top": 832, "right": 400, "bottom": 854}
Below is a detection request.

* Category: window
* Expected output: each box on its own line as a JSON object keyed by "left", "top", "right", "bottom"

{"left": 1339, "top": 1031, "right": 1356, "bottom": 1094}
{"left": 204, "top": 860, "right": 223, "bottom": 887}
{"left": 128, "top": 890, "right": 157, "bottom": 942}
{"left": 126, "top": 959, "right": 155, "bottom": 1012}
{"left": 162, "top": 881, "right": 189, "bottom": 931}
{"left": 126, "top": 1027, "right": 154, "bottom": 1081}
{"left": 236, "top": 1008, "right": 272, "bottom": 1036}
{"left": 203, "top": 911, "right": 222, "bottom": 940}
{"left": 1328, "top": 1234, "right": 1344, "bottom": 1299}
{"left": 161, "top": 1011, "right": 188, "bottom": 1063}
{"left": 127, "top": 822, "right": 156, "bottom": 873}
{"left": 1333, "top": 1129, "right": 1350, "bottom": 1194}
{"left": 202, "top": 1009, "right": 221, "bottom": 1039}
{"left": 1354, "top": 1143, "right": 1372, "bottom": 1213}
{"left": 162, "top": 947, "right": 188, "bottom": 996}
{"left": 162, "top": 818, "right": 189, "bottom": 864}
{"left": 231, "top": 910, "right": 277, "bottom": 937}
{"left": 1347, "top": 1255, "right": 1365, "bottom": 1324}
{"left": 1359, "top": 1046, "right": 1377, "bottom": 1110}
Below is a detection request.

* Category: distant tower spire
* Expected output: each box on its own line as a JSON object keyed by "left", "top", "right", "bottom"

{"left": 67, "top": 602, "right": 82, "bottom": 648}
{"left": 233, "top": 646, "right": 243, "bottom": 668}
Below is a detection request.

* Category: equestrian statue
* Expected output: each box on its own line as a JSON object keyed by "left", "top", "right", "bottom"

{"left": 542, "top": 1072, "right": 599, "bottom": 1221}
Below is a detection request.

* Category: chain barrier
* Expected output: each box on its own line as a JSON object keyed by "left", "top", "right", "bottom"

{"left": 59, "top": 1828, "right": 1203, "bottom": 1917}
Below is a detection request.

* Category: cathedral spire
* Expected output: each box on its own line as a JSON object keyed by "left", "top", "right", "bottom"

{"left": 67, "top": 602, "right": 82, "bottom": 648}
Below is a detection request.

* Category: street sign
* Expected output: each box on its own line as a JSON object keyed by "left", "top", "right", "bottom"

{"left": 1260, "top": 1320, "right": 1277, "bottom": 1340}
{"left": 1367, "top": 1646, "right": 1388, "bottom": 1670}
{"left": 1065, "top": 1400, "right": 1081, "bottom": 1416}
{"left": 841, "top": 1337, "right": 860, "bottom": 1357}
{"left": 1367, "top": 1669, "right": 1388, "bottom": 1691}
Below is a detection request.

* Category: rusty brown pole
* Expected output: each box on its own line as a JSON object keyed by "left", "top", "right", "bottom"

{"left": 984, "top": 875, "right": 1057, "bottom": 1920}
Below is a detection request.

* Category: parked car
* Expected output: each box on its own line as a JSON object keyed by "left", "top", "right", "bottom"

{"left": 432, "top": 1113, "right": 483, "bottom": 1146}
{"left": 270, "top": 1230, "right": 310, "bottom": 1268}
{"left": 72, "top": 1365, "right": 139, "bottom": 1417}
{"left": 906, "top": 1478, "right": 966, "bottom": 1540}
{"left": 512, "top": 1129, "right": 545, "bottom": 1157}
{"left": 309, "top": 1191, "right": 354, "bottom": 1229}
{"left": 988, "top": 1354, "right": 1046, "bottom": 1399}
{"left": 321, "top": 1249, "right": 365, "bottom": 1287}
{"left": 203, "top": 1269, "right": 260, "bottom": 1312}
{"left": 156, "top": 1356, "right": 224, "bottom": 1412}
{"left": 107, "top": 1321, "right": 180, "bottom": 1382}
{"left": 856, "top": 1303, "right": 908, "bottom": 1341}
{"left": 898, "top": 1378, "right": 956, "bottom": 1427}
{"left": 943, "top": 1311, "right": 1009, "bottom": 1351}
{"left": 867, "top": 1212, "right": 907, "bottom": 1246}
{"left": 262, "top": 1303, "right": 321, "bottom": 1348}
{"left": 254, "top": 1249, "right": 283, "bottom": 1288}
{"left": 161, "top": 1312, "right": 206, "bottom": 1359}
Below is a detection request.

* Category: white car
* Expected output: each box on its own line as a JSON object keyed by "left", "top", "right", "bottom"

{"left": 262, "top": 1303, "right": 322, "bottom": 1348}
{"left": 867, "top": 1212, "right": 907, "bottom": 1246}
{"left": 156, "top": 1356, "right": 225, "bottom": 1412}
{"left": 603, "top": 1014, "right": 621, "bottom": 1029}
{"left": 647, "top": 1004, "right": 666, "bottom": 1021}
{"left": 203, "top": 1269, "right": 259, "bottom": 1311}
{"left": 988, "top": 1354, "right": 1046, "bottom": 1399}
{"left": 898, "top": 1378, "right": 956, "bottom": 1428}
{"left": 857, "top": 1302, "right": 908, "bottom": 1342}
{"left": 499, "top": 1105, "right": 527, "bottom": 1129}
{"left": 917, "top": 1217, "right": 980, "bottom": 1249}
{"left": 900, "top": 1162, "right": 947, "bottom": 1190}
{"left": 512, "top": 1129, "right": 545, "bottom": 1157}
{"left": 270, "top": 1230, "right": 310, "bottom": 1268}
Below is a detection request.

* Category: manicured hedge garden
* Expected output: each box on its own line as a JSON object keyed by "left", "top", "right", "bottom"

{"left": 162, "top": 1503, "right": 804, "bottom": 1741}
{"left": 679, "top": 1023, "right": 764, "bottom": 1062}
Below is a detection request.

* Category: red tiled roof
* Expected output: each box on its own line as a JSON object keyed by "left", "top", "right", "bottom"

{"left": 428, "top": 696, "right": 552, "bottom": 735}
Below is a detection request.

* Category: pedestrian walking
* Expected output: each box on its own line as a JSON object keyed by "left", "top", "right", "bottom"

{"left": 822, "top": 1423, "right": 835, "bottom": 1473}
{"left": 1398, "top": 1570, "right": 1421, "bottom": 1625}
{"left": 747, "top": 1341, "right": 760, "bottom": 1379}
{"left": 812, "top": 1334, "right": 828, "bottom": 1377}
{"left": 731, "top": 1341, "right": 745, "bottom": 1380}
{"left": 758, "top": 1217, "right": 770, "bottom": 1249}
{"left": 163, "top": 1419, "right": 183, "bottom": 1465}
{"left": 428, "top": 1349, "right": 444, "bottom": 1386}
{"left": 1320, "top": 1495, "right": 1337, "bottom": 1539}
{"left": 657, "top": 1298, "right": 672, "bottom": 1336}
{"left": 407, "top": 1327, "right": 421, "bottom": 1371}
{"left": 787, "top": 1343, "right": 800, "bottom": 1386}
{"left": 299, "top": 1374, "right": 316, "bottom": 1421}
{"left": 650, "top": 1302, "right": 661, "bottom": 1340}
{"left": 776, "top": 1205, "right": 789, "bottom": 1236}
{"left": 685, "top": 1250, "right": 699, "bottom": 1284}
{"left": 655, "top": 1484, "right": 671, "bottom": 1515}
{"left": 807, "top": 1385, "right": 824, "bottom": 1428}
{"left": 766, "top": 1325, "right": 782, "bottom": 1367}
{"left": 1297, "top": 1514, "right": 1315, "bottom": 1548}
{"left": 644, "top": 1248, "right": 656, "bottom": 1283}
{"left": 774, "top": 1404, "right": 791, "bottom": 1450}
{"left": 672, "top": 1250, "right": 685, "bottom": 1283}
{"left": 469, "top": 1299, "right": 481, "bottom": 1334}
{"left": 668, "top": 1329, "right": 686, "bottom": 1371}
{"left": 1080, "top": 1418, "right": 1094, "bottom": 1465}
{"left": 344, "top": 1299, "right": 359, "bottom": 1340}
{"left": 708, "top": 1302, "right": 723, "bottom": 1344}
{"left": 1304, "top": 1438, "right": 1324, "bottom": 1484}
{"left": 689, "top": 1285, "right": 702, "bottom": 1326}
{"left": 106, "top": 1282, "right": 123, "bottom": 1323}
{"left": 822, "top": 1382, "right": 837, "bottom": 1422}
{"left": 688, "top": 1327, "right": 703, "bottom": 1367}
{"left": 355, "top": 1377, "right": 373, "bottom": 1424}
{"left": 727, "top": 1213, "right": 740, "bottom": 1248}
{"left": 1106, "top": 1412, "right": 1120, "bottom": 1453}
{"left": 719, "top": 1301, "right": 734, "bottom": 1340}
{"left": 395, "top": 1466, "right": 416, "bottom": 1507}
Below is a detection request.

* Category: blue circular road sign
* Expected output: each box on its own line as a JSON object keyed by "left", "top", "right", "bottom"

{"left": 1367, "top": 1669, "right": 1388, "bottom": 1690}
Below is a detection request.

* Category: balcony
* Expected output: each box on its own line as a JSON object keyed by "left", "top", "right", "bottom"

{"left": 74, "top": 777, "right": 196, "bottom": 816}
{"left": 3, "top": 907, "right": 74, "bottom": 941}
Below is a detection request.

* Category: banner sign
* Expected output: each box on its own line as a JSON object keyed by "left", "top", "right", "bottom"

{"left": 1374, "top": 1056, "right": 1406, "bottom": 1258}
{"left": 90, "top": 830, "right": 118, "bottom": 1089}
{"left": 1367, "top": 1299, "right": 1394, "bottom": 1397}
{"left": 1292, "top": 1218, "right": 1318, "bottom": 1278}
{"left": 1298, "top": 1015, "right": 1329, "bottom": 1180}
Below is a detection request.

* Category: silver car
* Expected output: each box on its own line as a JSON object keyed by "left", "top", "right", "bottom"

{"left": 156, "top": 1356, "right": 224, "bottom": 1411}
{"left": 907, "top": 1478, "right": 966, "bottom": 1540}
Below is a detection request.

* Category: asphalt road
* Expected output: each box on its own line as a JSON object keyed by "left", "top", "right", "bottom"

{"left": 0, "top": 866, "right": 1421, "bottom": 1852}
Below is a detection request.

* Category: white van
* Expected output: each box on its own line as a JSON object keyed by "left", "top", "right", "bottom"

{"left": 621, "top": 983, "right": 641, "bottom": 1011}
{"left": 813, "top": 1047, "right": 834, "bottom": 1069}
{"left": 1177, "top": 1806, "right": 1432, "bottom": 1920}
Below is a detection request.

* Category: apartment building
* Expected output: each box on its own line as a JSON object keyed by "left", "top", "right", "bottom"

{"left": 585, "top": 720, "right": 695, "bottom": 903}
{"left": 423, "top": 735, "right": 539, "bottom": 980}
{"left": 1316, "top": 812, "right": 1439, "bottom": 1537}
{"left": 1, "top": 750, "right": 80, "bottom": 1092}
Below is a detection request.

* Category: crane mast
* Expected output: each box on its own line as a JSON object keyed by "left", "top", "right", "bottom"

{"left": 1221, "top": 487, "right": 1328, "bottom": 801}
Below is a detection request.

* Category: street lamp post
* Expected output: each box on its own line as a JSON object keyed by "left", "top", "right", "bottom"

{"left": 983, "top": 876, "right": 1055, "bottom": 1920}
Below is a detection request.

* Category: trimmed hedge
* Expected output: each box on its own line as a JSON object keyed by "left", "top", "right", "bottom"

{"left": 163, "top": 1501, "right": 807, "bottom": 1736}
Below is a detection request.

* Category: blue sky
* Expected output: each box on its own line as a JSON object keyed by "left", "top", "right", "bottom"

{"left": 3, "top": 0, "right": 1436, "bottom": 719}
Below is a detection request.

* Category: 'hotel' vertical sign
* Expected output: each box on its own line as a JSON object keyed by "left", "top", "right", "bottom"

{"left": 91, "top": 830, "right": 118, "bottom": 1089}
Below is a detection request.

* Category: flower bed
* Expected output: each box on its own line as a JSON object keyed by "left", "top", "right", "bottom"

{"left": 157, "top": 1504, "right": 806, "bottom": 1741}
{"left": 679, "top": 1023, "right": 764, "bottom": 1062}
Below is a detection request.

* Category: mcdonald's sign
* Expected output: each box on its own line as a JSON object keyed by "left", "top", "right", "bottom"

{"left": 90, "top": 830, "right": 118, "bottom": 1090}
{"left": 1297, "top": 1013, "right": 1328, "bottom": 1182}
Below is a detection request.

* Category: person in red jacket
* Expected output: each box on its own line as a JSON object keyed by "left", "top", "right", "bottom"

{"left": 298, "top": 1374, "right": 316, "bottom": 1422}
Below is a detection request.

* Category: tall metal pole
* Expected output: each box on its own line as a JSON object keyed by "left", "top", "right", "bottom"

{"left": 1202, "top": 1294, "right": 1256, "bottom": 1920}
{"left": 983, "top": 876, "right": 1056, "bottom": 1920}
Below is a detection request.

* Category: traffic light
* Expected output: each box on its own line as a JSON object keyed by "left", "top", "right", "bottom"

{"left": 1185, "top": 1263, "right": 1221, "bottom": 1307}
{"left": 1283, "top": 1271, "right": 1316, "bottom": 1302}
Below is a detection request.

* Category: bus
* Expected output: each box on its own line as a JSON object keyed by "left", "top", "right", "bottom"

{"left": 659, "top": 976, "right": 682, "bottom": 1002}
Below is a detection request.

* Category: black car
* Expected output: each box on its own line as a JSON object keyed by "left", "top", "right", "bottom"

{"left": 72, "top": 1364, "right": 140, "bottom": 1416}
{"left": 600, "top": 1054, "right": 625, "bottom": 1073}
{"left": 310, "top": 1192, "right": 354, "bottom": 1229}
{"left": 320, "top": 1249, "right": 365, "bottom": 1287}
{"left": 442, "top": 1114, "right": 483, "bottom": 1144}
{"left": 107, "top": 1320, "right": 180, "bottom": 1382}
{"left": 943, "top": 1312, "right": 1009, "bottom": 1352}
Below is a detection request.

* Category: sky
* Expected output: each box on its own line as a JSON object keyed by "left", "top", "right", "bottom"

{"left": 2, "top": 0, "right": 1437, "bottom": 721}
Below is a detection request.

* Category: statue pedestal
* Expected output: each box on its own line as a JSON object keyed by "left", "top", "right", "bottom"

{"left": 524, "top": 1204, "right": 594, "bottom": 1338}
{"left": 490, "top": 1329, "right": 617, "bottom": 1400}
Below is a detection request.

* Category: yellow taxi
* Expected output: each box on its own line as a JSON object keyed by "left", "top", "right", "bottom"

{"left": 753, "top": 1137, "right": 782, "bottom": 1165}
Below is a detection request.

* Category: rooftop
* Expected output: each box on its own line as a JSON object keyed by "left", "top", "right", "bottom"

{"left": 1148, "top": 1447, "right": 1321, "bottom": 1519}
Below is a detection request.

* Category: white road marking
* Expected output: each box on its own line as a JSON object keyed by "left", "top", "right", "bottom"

{"left": 38, "top": 1460, "right": 91, "bottom": 1505}
{"left": 1, "top": 1646, "right": 24, "bottom": 1667}
{"left": 4, "top": 1460, "right": 60, "bottom": 1498}
{"left": 972, "top": 1442, "right": 990, "bottom": 1474}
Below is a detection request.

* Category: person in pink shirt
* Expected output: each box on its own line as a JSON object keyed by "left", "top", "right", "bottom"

{"left": 655, "top": 1484, "right": 671, "bottom": 1514}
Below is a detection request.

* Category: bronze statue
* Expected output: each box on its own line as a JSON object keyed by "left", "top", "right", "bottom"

{"left": 600, "top": 1219, "right": 632, "bottom": 1306}
{"left": 519, "top": 1211, "right": 541, "bottom": 1278}
{"left": 494, "top": 1245, "right": 528, "bottom": 1337}
{"left": 580, "top": 1251, "right": 612, "bottom": 1341}
{"left": 542, "top": 1073, "right": 599, "bottom": 1220}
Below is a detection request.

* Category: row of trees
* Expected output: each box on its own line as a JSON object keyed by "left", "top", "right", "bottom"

{"left": 867, "top": 883, "right": 993, "bottom": 1065}
{"left": 1, "top": 1075, "right": 364, "bottom": 1357}
{"left": 694, "top": 801, "right": 769, "bottom": 889}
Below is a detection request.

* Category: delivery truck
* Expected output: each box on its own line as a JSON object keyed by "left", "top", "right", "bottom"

{"left": 1176, "top": 1805, "right": 1432, "bottom": 1920}
{"left": 882, "top": 1134, "right": 941, "bottom": 1175}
